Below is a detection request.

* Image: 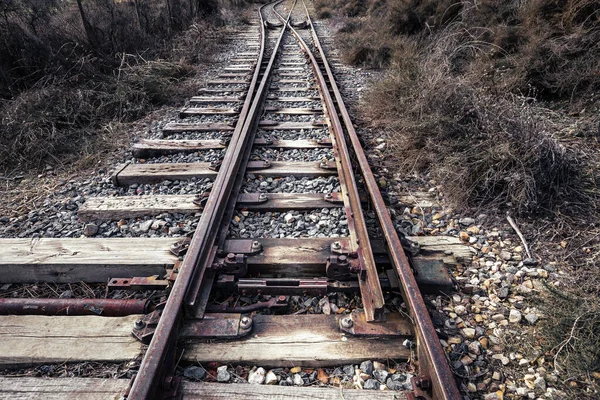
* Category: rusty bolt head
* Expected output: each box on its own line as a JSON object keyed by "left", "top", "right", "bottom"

{"left": 134, "top": 320, "right": 146, "bottom": 330}
{"left": 278, "top": 295, "right": 287, "bottom": 303}
{"left": 226, "top": 252, "right": 236, "bottom": 261}
{"left": 240, "top": 316, "right": 253, "bottom": 330}
{"left": 339, "top": 255, "right": 347, "bottom": 262}
{"left": 162, "top": 375, "right": 175, "bottom": 390}
{"left": 415, "top": 376, "right": 431, "bottom": 391}
{"left": 340, "top": 317, "right": 353, "bottom": 329}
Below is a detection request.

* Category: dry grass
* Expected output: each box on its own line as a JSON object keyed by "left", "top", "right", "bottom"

{"left": 0, "top": 59, "right": 196, "bottom": 171}
{"left": 0, "top": 0, "right": 229, "bottom": 172}
{"left": 361, "top": 29, "right": 585, "bottom": 215}
{"left": 318, "top": 0, "right": 600, "bottom": 214}
{"left": 537, "top": 267, "right": 600, "bottom": 397}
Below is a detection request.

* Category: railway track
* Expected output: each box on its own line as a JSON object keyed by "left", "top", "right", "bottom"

{"left": 0, "top": 1, "right": 465, "bottom": 399}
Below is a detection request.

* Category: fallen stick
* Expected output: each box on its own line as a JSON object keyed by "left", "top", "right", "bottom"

{"left": 507, "top": 214, "right": 532, "bottom": 259}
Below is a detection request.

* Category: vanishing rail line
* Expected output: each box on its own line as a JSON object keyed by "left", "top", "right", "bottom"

{"left": 0, "top": 1, "right": 463, "bottom": 399}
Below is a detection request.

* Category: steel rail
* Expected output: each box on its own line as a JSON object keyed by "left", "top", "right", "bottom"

{"left": 182, "top": 0, "right": 297, "bottom": 314}
{"left": 299, "top": 2, "right": 461, "bottom": 399}
{"left": 126, "top": 2, "right": 294, "bottom": 398}
{"left": 272, "top": 7, "right": 385, "bottom": 322}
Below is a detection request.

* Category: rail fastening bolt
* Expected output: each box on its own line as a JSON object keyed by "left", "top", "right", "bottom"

{"left": 134, "top": 320, "right": 146, "bottom": 330}
{"left": 332, "top": 241, "right": 341, "bottom": 250}
{"left": 415, "top": 376, "right": 431, "bottom": 391}
{"left": 240, "top": 316, "right": 253, "bottom": 330}
{"left": 340, "top": 317, "right": 353, "bottom": 329}
{"left": 252, "top": 241, "right": 261, "bottom": 249}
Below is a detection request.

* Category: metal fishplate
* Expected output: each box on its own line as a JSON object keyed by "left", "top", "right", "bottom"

{"left": 132, "top": 305, "right": 254, "bottom": 344}
{"left": 325, "top": 254, "right": 351, "bottom": 280}
{"left": 108, "top": 276, "right": 169, "bottom": 291}
{"left": 179, "top": 314, "right": 253, "bottom": 340}
{"left": 221, "top": 238, "right": 263, "bottom": 256}
{"left": 324, "top": 192, "right": 343, "bottom": 204}
{"left": 411, "top": 375, "right": 434, "bottom": 400}
{"left": 319, "top": 160, "right": 337, "bottom": 170}
{"left": 210, "top": 253, "right": 248, "bottom": 276}
{"left": 237, "top": 192, "right": 268, "bottom": 206}
{"left": 192, "top": 192, "right": 210, "bottom": 208}
{"left": 132, "top": 302, "right": 165, "bottom": 344}
{"left": 328, "top": 240, "right": 364, "bottom": 279}
{"left": 170, "top": 237, "right": 191, "bottom": 257}
{"left": 339, "top": 309, "right": 413, "bottom": 337}
{"left": 246, "top": 160, "right": 271, "bottom": 170}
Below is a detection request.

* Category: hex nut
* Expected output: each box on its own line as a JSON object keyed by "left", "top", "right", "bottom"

{"left": 340, "top": 317, "right": 353, "bottom": 329}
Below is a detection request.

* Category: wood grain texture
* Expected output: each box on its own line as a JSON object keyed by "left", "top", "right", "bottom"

{"left": 258, "top": 121, "right": 325, "bottom": 130}
{"left": 0, "top": 378, "right": 128, "bottom": 400}
{"left": 0, "top": 236, "right": 469, "bottom": 282}
{"left": 183, "top": 382, "right": 409, "bottom": 399}
{"left": 0, "top": 315, "right": 142, "bottom": 367}
{"left": 131, "top": 138, "right": 330, "bottom": 158}
{"left": 113, "top": 162, "right": 337, "bottom": 186}
{"left": 183, "top": 314, "right": 411, "bottom": 367}
{"left": 180, "top": 108, "right": 240, "bottom": 116}
{"left": 162, "top": 122, "right": 235, "bottom": 134}
{"left": 0, "top": 237, "right": 175, "bottom": 282}
{"left": 78, "top": 193, "right": 340, "bottom": 221}
{"left": 0, "top": 378, "right": 409, "bottom": 400}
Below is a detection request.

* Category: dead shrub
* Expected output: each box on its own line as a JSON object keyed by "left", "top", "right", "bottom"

{"left": 0, "top": 58, "right": 196, "bottom": 170}
{"left": 386, "top": 0, "right": 462, "bottom": 35}
{"left": 337, "top": 20, "right": 397, "bottom": 68}
{"left": 361, "top": 31, "right": 583, "bottom": 214}
{"left": 314, "top": 0, "right": 334, "bottom": 18}
{"left": 332, "top": 0, "right": 600, "bottom": 106}
{"left": 0, "top": 0, "right": 225, "bottom": 172}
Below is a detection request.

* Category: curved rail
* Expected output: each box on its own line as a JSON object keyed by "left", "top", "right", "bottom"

{"left": 278, "top": 2, "right": 462, "bottom": 399}
{"left": 127, "top": 2, "right": 293, "bottom": 398}
{"left": 272, "top": 3, "right": 386, "bottom": 323}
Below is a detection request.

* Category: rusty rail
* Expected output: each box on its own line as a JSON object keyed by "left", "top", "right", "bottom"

{"left": 0, "top": 298, "right": 150, "bottom": 316}
{"left": 272, "top": 4, "right": 385, "bottom": 324}
{"left": 296, "top": 2, "right": 461, "bottom": 398}
{"left": 126, "top": 1, "right": 295, "bottom": 398}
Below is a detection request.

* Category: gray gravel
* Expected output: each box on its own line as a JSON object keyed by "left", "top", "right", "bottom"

{"left": 266, "top": 100, "right": 321, "bottom": 108}
{"left": 269, "top": 90, "right": 319, "bottom": 97}
{"left": 242, "top": 175, "right": 339, "bottom": 193}
{"left": 137, "top": 149, "right": 226, "bottom": 164}
{"left": 264, "top": 114, "right": 319, "bottom": 122}
{"left": 257, "top": 129, "right": 328, "bottom": 141}
{"left": 164, "top": 131, "right": 232, "bottom": 140}
{"left": 251, "top": 147, "right": 333, "bottom": 162}
{"left": 229, "top": 208, "right": 347, "bottom": 238}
